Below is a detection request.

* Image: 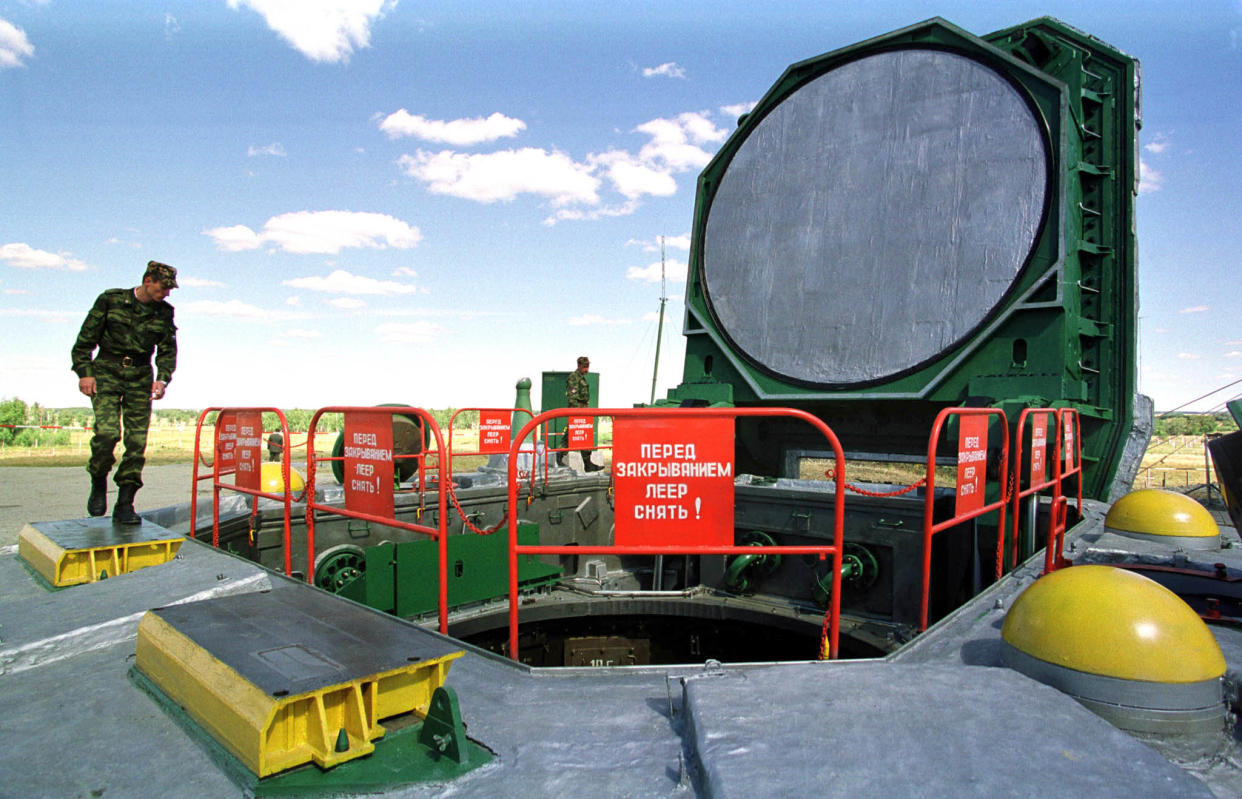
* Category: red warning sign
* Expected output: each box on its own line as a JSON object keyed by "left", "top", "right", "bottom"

{"left": 612, "top": 416, "right": 734, "bottom": 547}
{"left": 478, "top": 410, "right": 510, "bottom": 454}
{"left": 1062, "top": 418, "right": 1076, "bottom": 471}
{"left": 343, "top": 411, "right": 395, "bottom": 518}
{"left": 567, "top": 415, "right": 594, "bottom": 449}
{"left": 1029, "top": 412, "right": 1049, "bottom": 486}
{"left": 215, "top": 411, "right": 238, "bottom": 473}
{"left": 955, "top": 415, "right": 988, "bottom": 516}
{"left": 234, "top": 411, "right": 262, "bottom": 492}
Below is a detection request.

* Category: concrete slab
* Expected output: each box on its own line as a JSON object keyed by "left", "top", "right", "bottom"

{"left": 1, "top": 536, "right": 271, "bottom": 675}
{"left": 681, "top": 661, "right": 1214, "bottom": 798}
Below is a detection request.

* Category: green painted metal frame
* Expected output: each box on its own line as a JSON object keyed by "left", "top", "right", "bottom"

{"left": 666, "top": 17, "right": 1139, "bottom": 500}
{"left": 341, "top": 521, "right": 562, "bottom": 617}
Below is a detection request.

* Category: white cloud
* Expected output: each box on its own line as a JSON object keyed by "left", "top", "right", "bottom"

{"left": 378, "top": 110, "right": 525, "bottom": 145}
{"left": 720, "top": 101, "right": 757, "bottom": 120}
{"left": 391, "top": 266, "right": 418, "bottom": 277}
{"left": 284, "top": 268, "right": 418, "bottom": 295}
{"left": 395, "top": 110, "right": 729, "bottom": 223}
{"left": 278, "top": 328, "right": 322, "bottom": 339}
{"left": 374, "top": 320, "right": 442, "bottom": 343}
{"left": 568, "top": 314, "right": 632, "bottom": 326}
{"left": 592, "top": 150, "right": 677, "bottom": 200}
{"left": 179, "top": 276, "right": 225, "bottom": 288}
{"left": 626, "top": 257, "right": 689, "bottom": 283}
{"left": 1144, "top": 132, "right": 1169, "bottom": 154}
{"left": 399, "top": 148, "right": 600, "bottom": 205}
{"left": 0, "top": 308, "right": 79, "bottom": 322}
{"left": 0, "top": 243, "right": 88, "bottom": 271}
{"left": 1178, "top": 352, "right": 1202, "bottom": 360}
{"left": 627, "top": 234, "right": 691, "bottom": 253}
{"left": 1138, "top": 159, "right": 1163, "bottom": 194}
{"left": 0, "top": 17, "right": 34, "bottom": 69}
{"left": 328, "top": 297, "right": 366, "bottom": 309}
{"left": 286, "top": 296, "right": 301, "bottom": 306}
{"left": 227, "top": 0, "right": 392, "bottom": 64}
{"left": 1225, "top": 351, "right": 1242, "bottom": 358}
{"left": 248, "top": 142, "right": 287, "bottom": 157}
{"left": 178, "top": 299, "right": 303, "bottom": 320}
{"left": 202, "top": 224, "right": 262, "bottom": 252}
{"left": 1179, "top": 305, "right": 1210, "bottom": 314}
{"left": 204, "top": 210, "right": 421, "bottom": 254}
{"left": 636, "top": 112, "right": 727, "bottom": 172}
{"left": 642, "top": 62, "right": 686, "bottom": 79}
{"left": 543, "top": 201, "right": 640, "bottom": 226}
{"left": 4, "top": 288, "right": 30, "bottom": 295}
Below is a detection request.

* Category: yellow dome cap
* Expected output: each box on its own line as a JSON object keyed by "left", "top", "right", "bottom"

{"left": 260, "top": 462, "right": 305, "bottom": 493}
{"left": 1104, "top": 488, "right": 1219, "bottom": 540}
{"left": 1002, "top": 565, "right": 1224, "bottom": 683}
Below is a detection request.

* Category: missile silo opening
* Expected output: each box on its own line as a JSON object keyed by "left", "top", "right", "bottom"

{"left": 701, "top": 48, "right": 1050, "bottom": 386}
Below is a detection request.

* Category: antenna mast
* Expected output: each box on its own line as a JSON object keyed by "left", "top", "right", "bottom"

{"left": 650, "top": 236, "right": 668, "bottom": 405}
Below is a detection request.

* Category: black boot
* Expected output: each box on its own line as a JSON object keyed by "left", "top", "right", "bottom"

{"left": 112, "top": 484, "right": 141, "bottom": 525}
{"left": 87, "top": 474, "right": 108, "bottom": 517}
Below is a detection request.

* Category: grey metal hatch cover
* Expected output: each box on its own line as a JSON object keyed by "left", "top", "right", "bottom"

{"left": 702, "top": 47, "right": 1049, "bottom": 386}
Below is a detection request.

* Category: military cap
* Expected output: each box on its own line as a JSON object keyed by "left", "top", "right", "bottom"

{"left": 144, "top": 260, "right": 179, "bottom": 288}
{"left": 577, "top": 356, "right": 590, "bottom": 367}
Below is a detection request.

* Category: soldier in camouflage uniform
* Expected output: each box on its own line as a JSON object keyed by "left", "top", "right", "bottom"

{"left": 71, "top": 261, "right": 178, "bottom": 524}
{"left": 561, "top": 356, "right": 601, "bottom": 471}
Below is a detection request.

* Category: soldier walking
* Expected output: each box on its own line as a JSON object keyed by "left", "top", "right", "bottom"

{"left": 71, "top": 261, "right": 178, "bottom": 524}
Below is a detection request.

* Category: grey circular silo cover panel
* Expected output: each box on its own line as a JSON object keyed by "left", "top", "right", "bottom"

{"left": 702, "top": 48, "right": 1049, "bottom": 386}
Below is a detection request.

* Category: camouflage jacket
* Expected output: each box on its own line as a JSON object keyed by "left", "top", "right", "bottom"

{"left": 566, "top": 370, "right": 590, "bottom": 407}
{"left": 71, "top": 288, "right": 178, "bottom": 383}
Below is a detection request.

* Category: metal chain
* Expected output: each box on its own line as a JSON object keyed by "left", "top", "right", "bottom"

{"left": 824, "top": 468, "right": 927, "bottom": 498}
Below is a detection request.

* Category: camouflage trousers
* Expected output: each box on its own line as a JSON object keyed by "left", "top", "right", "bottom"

{"left": 87, "top": 361, "right": 153, "bottom": 488}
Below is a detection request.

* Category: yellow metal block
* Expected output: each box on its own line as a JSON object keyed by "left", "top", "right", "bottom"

{"left": 17, "top": 520, "right": 183, "bottom": 587}
{"left": 136, "top": 601, "right": 463, "bottom": 777}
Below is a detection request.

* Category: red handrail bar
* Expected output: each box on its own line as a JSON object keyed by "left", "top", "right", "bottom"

{"left": 305, "top": 406, "right": 450, "bottom": 633}
{"left": 190, "top": 407, "right": 296, "bottom": 575}
{"left": 1045, "top": 408, "right": 1083, "bottom": 573}
{"left": 921, "top": 408, "right": 1010, "bottom": 631}
{"left": 447, "top": 407, "right": 528, "bottom": 472}
{"left": 506, "top": 406, "right": 848, "bottom": 661}
{"left": 1006, "top": 408, "right": 1085, "bottom": 576}
{"left": 540, "top": 414, "right": 613, "bottom": 484}
{"left": 1005, "top": 409, "right": 1060, "bottom": 576}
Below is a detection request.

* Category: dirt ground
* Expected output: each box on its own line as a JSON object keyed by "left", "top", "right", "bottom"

{"left": 0, "top": 463, "right": 213, "bottom": 548}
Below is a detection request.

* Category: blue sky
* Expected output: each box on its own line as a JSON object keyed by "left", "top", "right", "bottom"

{"left": 1, "top": 0, "right": 1240, "bottom": 415}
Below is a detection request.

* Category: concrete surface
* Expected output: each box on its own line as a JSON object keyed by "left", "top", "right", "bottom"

{"left": 0, "top": 463, "right": 207, "bottom": 547}
{"left": 0, "top": 461, "right": 309, "bottom": 547}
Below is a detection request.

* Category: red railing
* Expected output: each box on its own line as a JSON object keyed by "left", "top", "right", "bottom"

{"left": 1005, "top": 408, "right": 1083, "bottom": 576}
{"left": 1044, "top": 409, "right": 1083, "bottom": 573}
{"left": 505, "top": 407, "right": 849, "bottom": 660}
{"left": 541, "top": 412, "right": 613, "bottom": 480}
{"left": 191, "top": 407, "right": 298, "bottom": 576}
{"left": 446, "top": 407, "right": 533, "bottom": 535}
{"left": 304, "top": 406, "right": 450, "bottom": 633}
{"left": 921, "top": 408, "right": 1010, "bottom": 631}
{"left": 447, "top": 407, "right": 529, "bottom": 471}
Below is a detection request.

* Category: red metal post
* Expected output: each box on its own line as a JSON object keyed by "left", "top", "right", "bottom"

{"left": 304, "top": 406, "right": 450, "bottom": 633}
{"left": 506, "top": 406, "right": 847, "bottom": 662}
{"left": 921, "top": 408, "right": 1010, "bottom": 632}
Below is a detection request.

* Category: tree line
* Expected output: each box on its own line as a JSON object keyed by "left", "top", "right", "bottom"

{"left": 1153, "top": 412, "right": 1238, "bottom": 438}
{"left": 0, "top": 398, "right": 482, "bottom": 446}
